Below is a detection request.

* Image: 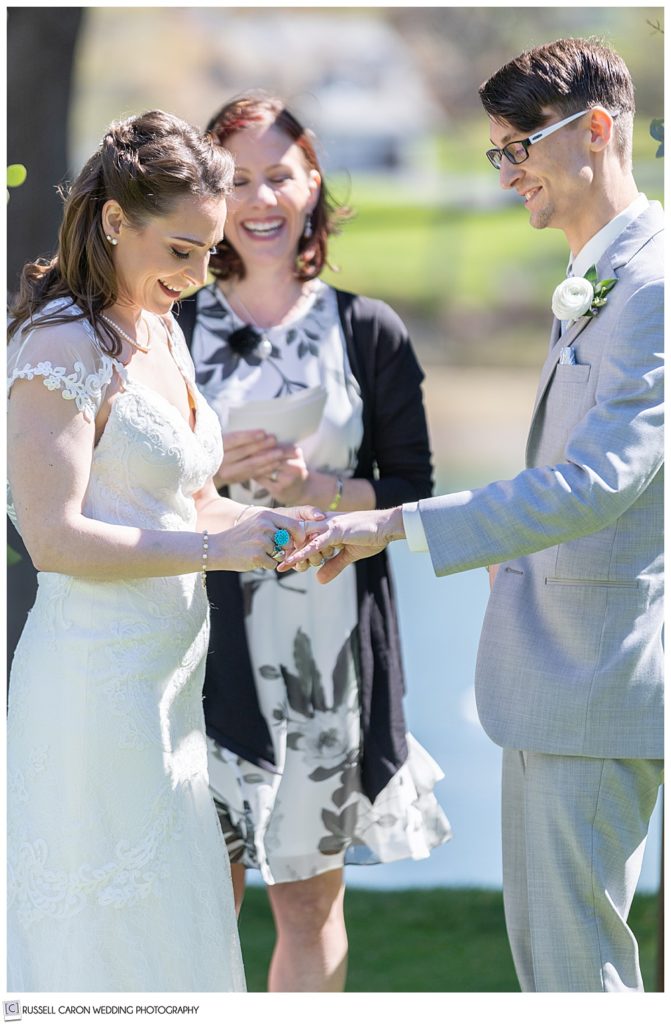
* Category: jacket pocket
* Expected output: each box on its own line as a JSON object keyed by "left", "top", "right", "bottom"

{"left": 545, "top": 576, "right": 639, "bottom": 589}
{"left": 554, "top": 363, "right": 591, "bottom": 383}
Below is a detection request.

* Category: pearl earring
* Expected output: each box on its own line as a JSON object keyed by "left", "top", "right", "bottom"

{"left": 106, "top": 234, "right": 118, "bottom": 246}
{"left": 303, "top": 214, "right": 313, "bottom": 240}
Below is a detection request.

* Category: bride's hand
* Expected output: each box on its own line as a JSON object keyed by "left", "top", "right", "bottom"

{"left": 210, "top": 505, "right": 326, "bottom": 573}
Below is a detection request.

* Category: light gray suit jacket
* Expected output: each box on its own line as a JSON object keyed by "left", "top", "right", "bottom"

{"left": 419, "top": 203, "right": 664, "bottom": 758}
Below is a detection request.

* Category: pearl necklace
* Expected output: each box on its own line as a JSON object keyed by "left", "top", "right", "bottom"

{"left": 100, "top": 312, "right": 152, "bottom": 353}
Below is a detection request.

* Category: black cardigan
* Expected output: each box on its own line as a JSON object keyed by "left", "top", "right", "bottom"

{"left": 177, "top": 288, "right": 433, "bottom": 801}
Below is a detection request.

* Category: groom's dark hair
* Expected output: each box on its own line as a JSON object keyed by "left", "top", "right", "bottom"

{"left": 479, "top": 37, "right": 635, "bottom": 168}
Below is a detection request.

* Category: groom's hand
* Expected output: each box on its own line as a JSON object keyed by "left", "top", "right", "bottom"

{"left": 278, "top": 507, "right": 405, "bottom": 583}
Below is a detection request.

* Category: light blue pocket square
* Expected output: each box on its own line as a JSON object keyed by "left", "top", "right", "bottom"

{"left": 559, "top": 346, "right": 577, "bottom": 365}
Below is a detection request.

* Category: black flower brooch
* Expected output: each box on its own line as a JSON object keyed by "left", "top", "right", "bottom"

{"left": 228, "top": 325, "right": 273, "bottom": 360}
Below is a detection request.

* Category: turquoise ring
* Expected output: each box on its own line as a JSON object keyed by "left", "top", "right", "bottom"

{"left": 270, "top": 527, "right": 291, "bottom": 563}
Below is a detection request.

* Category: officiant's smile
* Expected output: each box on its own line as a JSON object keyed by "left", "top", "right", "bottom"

{"left": 223, "top": 119, "right": 321, "bottom": 274}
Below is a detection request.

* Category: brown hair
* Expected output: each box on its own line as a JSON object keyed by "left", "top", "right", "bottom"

{"left": 8, "top": 110, "right": 235, "bottom": 353}
{"left": 205, "top": 92, "right": 350, "bottom": 282}
{"left": 479, "top": 38, "right": 635, "bottom": 168}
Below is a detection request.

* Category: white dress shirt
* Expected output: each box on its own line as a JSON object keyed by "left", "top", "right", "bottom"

{"left": 403, "top": 193, "right": 650, "bottom": 554}
{"left": 568, "top": 192, "right": 649, "bottom": 278}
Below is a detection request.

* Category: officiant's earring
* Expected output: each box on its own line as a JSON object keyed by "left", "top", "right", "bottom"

{"left": 303, "top": 214, "right": 313, "bottom": 240}
{"left": 106, "top": 234, "right": 118, "bottom": 246}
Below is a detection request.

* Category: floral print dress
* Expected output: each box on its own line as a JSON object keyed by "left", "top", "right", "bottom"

{"left": 191, "top": 280, "right": 452, "bottom": 884}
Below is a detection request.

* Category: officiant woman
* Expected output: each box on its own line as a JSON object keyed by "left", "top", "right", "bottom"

{"left": 176, "top": 93, "right": 451, "bottom": 992}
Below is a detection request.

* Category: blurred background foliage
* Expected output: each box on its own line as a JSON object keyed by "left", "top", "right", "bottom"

{"left": 8, "top": 6, "right": 663, "bottom": 377}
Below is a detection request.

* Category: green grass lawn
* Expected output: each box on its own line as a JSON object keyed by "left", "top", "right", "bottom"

{"left": 237, "top": 886, "right": 662, "bottom": 992}
{"left": 323, "top": 195, "right": 568, "bottom": 313}
{"left": 321, "top": 119, "right": 663, "bottom": 334}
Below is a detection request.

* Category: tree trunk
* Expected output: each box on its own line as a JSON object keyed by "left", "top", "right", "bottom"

{"left": 7, "top": 8, "right": 84, "bottom": 674}
{"left": 7, "top": 7, "right": 84, "bottom": 297}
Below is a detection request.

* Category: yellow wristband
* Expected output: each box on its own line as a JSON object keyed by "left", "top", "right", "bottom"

{"left": 328, "top": 475, "right": 344, "bottom": 511}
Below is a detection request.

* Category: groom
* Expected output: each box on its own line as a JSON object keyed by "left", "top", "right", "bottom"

{"left": 282, "top": 38, "right": 664, "bottom": 992}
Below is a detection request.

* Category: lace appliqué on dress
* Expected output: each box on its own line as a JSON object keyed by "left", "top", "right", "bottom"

{"left": 7, "top": 359, "right": 115, "bottom": 421}
{"left": 8, "top": 773, "right": 181, "bottom": 927}
{"left": 7, "top": 298, "right": 119, "bottom": 423}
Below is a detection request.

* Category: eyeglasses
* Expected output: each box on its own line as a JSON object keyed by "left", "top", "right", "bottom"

{"left": 485, "top": 108, "right": 592, "bottom": 170}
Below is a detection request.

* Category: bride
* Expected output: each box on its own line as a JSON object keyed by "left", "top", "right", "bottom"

{"left": 6, "top": 109, "right": 323, "bottom": 992}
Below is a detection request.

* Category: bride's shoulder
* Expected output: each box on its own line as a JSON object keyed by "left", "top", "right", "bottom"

{"left": 9, "top": 298, "right": 110, "bottom": 362}
{"left": 8, "top": 299, "right": 118, "bottom": 417}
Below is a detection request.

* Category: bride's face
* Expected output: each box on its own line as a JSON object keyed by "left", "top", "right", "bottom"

{"left": 223, "top": 123, "right": 321, "bottom": 275}
{"left": 103, "top": 194, "right": 228, "bottom": 314}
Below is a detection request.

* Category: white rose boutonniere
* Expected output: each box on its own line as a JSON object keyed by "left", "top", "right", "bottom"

{"left": 551, "top": 266, "right": 617, "bottom": 323}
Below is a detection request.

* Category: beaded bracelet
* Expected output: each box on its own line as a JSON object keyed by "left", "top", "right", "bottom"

{"left": 201, "top": 529, "right": 209, "bottom": 589}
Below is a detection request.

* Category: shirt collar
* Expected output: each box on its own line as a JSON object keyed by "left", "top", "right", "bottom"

{"left": 568, "top": 193, "right": 649, "bottom": 278}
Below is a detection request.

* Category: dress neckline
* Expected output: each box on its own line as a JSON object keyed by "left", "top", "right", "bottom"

{"left": 103, "top": 314, "right": 200, "bottom": 438}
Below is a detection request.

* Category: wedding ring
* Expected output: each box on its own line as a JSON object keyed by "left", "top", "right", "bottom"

{"left": 270, "top": 470, "right": 279, "bottom": 482}
{"left": 271, "top": 549, "right": 285, "bottom": 562}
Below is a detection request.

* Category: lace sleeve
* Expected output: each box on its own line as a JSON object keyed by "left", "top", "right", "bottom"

{"left": 7, "top": 304, "right": 116, "bottom": 422}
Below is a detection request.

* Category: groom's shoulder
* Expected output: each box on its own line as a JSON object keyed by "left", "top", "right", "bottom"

{"left": 618, "top": 203, "right": 664, "bottom": 278}
{"left": 619, "top": 229, "right": 664, "bottom": 294}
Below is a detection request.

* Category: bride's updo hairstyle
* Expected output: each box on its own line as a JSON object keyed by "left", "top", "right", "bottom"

{"left": 205, "top": 92, "right": 350, "bottom": 283}
{"left": 9, "top": 110, "right": 235, "bottom": 354}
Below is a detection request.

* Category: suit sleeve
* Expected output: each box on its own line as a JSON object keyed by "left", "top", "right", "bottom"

{"left": 419, "top": 278, "right": 664, "bottom": 576}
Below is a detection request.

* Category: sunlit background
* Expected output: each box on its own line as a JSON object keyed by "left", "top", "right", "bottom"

{"left": 7, "top": 5, "right": 664, "bottom": 894}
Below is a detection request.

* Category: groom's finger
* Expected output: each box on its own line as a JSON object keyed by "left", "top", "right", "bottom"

{"left": 276, "top": 551, "right": 313, "bottom": 572}
{"left": 314, "top": 547, "right": 353, "bottom": 584}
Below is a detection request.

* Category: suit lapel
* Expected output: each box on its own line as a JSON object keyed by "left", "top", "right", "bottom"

{"left": 526, "top": 203, "right": 663, "bottom": 441}
{"left": 548, "top": 316, "right": 561, "bottom": 352}
{"left": 530, "top": 313, "right": 591, "bottom": 423}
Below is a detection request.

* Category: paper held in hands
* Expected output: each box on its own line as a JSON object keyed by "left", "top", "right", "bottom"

{"left": 226, "top": 385, "right": 328, "bottom": 444}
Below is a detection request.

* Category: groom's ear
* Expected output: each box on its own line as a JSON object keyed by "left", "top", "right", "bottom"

{"left": 587, "top": 108, "right": 614, "bottom": 154}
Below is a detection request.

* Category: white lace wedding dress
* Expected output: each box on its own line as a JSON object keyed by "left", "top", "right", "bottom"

{"left": 7, "top": 299, "right": 246, "bottom": 992}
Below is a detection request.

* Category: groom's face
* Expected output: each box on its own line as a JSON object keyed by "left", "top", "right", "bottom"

{"left": 489, "top": 109, "right": 590, "bottom": 234}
